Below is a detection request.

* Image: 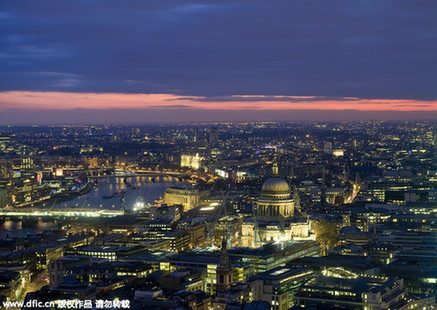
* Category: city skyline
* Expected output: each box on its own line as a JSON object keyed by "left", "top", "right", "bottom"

{"left": 0, "top": 121, "right": 436, "bottom": 309}
{"left": 1, "top": 1, "right": 437, "bottom": 124}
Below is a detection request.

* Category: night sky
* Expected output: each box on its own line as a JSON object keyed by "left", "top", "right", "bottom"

{"left": 1, "top": 1, "right": 436, "bottom": 124}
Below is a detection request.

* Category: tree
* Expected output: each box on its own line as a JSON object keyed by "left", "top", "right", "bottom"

{"left": 313, "top": 220, "right": 338, "bottom": 255}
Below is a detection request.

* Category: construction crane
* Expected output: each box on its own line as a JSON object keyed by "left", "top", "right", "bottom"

{"left": 205, "top": 190, "right": 230, "bottom": 247}
{"left": 48, "top": 198, "right": 58, "bottom": 211}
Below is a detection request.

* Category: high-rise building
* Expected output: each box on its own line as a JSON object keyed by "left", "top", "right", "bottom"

{"left": 209, "top": 127, "right": 218, "bottom": 146}
{"left": 20, "top": 156, "right": 34, "bottom": 179}
{"left": 193, "top": 127, "right": 199, "bottom": 143}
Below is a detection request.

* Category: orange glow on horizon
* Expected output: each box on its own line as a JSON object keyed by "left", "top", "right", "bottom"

{"left": 0, "top": 91, "right": 436, "bottom": 112}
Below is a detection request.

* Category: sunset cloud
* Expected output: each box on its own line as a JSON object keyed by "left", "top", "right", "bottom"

{"left": 0, "top": 91, "right": 436, "bottom": 112}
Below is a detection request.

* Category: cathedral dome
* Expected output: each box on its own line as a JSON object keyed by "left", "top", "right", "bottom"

{"left": 261, "top": 177, "right": 290, "bottom": 194}
{"left": 259, "top": 156, "right": 291, "bottom": 199}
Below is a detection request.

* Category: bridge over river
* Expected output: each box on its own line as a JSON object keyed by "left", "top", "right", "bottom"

{"left": 88, "top": 169, "right": 192, "bottom": 179}
{"left": 0, "top": 208, "right": 124, "bottom": 218}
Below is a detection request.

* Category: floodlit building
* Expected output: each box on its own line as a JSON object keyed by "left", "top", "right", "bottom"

{"left": 181, "top": 153, "right": 203, "bottom": 170}
{"left": 163, "top": 186, "right": 209, "bottom": 212}
{"left": 241, "top": 158, "right": 312, "bottom": 248}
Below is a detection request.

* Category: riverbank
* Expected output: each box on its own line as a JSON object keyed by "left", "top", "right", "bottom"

{"left": 33, "top": 182, "right": 96, "bottom": 208}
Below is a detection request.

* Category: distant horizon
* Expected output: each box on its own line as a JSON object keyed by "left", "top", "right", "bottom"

{"left": 0, "top": 107, "right": 436, "bottom": 126}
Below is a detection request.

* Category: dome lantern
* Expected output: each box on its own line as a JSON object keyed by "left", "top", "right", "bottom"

{"left": 272, "top": 156, "right": 279, "bottom": 176}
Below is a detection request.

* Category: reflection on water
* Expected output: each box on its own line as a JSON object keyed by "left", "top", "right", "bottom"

{"left": 0, "top": 219, "right": 58, "bottom": 239}
{"left": 47, "top": 175, "right": 183, "bottom": 210}
{"left": 3, "top": 220, "right": 22, "bottom": 230}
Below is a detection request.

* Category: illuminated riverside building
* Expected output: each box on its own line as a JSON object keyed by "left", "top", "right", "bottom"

{"left": 181, "top": 153, "right": 203, "bottom": 170}
{"left": 241, "top": 158, "right": 312, "bottom": 248}
{"left": 163, "top": 186, "right": 209, "bottom": 212}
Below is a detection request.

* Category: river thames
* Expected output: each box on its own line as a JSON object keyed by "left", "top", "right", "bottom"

{"left": 46, "top": 175, "right": 184, "bottom": 210}
{"left": 0, "top": 175, "right": 185, "bottom": 238}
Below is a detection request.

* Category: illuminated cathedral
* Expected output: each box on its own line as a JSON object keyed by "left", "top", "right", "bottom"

{"left": 241, "top": 157, "right": 312, "bottom": 248}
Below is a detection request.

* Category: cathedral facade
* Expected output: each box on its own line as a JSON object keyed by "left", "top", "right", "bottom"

{"left": 241, "top": 158, "right": 312, "bottom": 248}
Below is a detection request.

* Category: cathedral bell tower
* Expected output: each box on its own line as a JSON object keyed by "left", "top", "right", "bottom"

{"left": 215, "top": 236, "right": 233, "bottom": 293}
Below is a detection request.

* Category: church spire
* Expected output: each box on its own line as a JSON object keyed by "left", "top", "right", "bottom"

{"left": 216, "top": 235, "right": 233, "bottom": 293}
{"left": 220, "top": 235, "right": 231, "bottom": 269}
